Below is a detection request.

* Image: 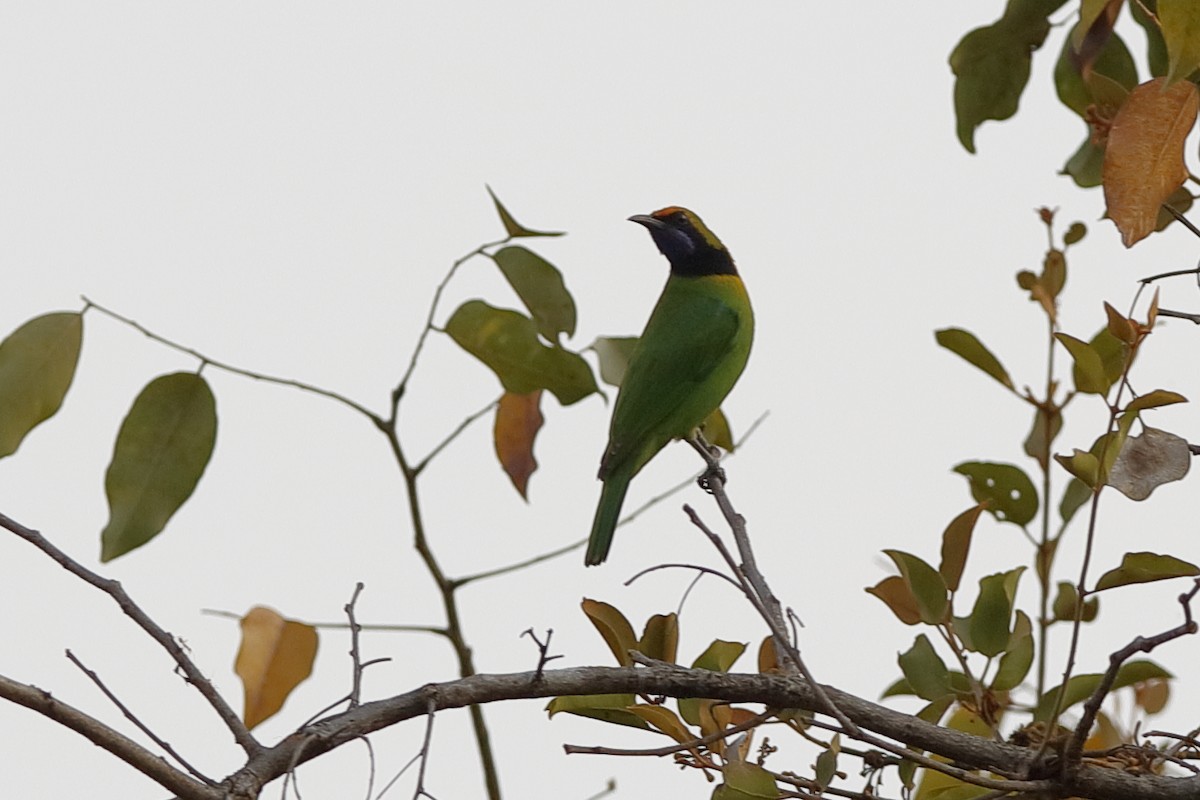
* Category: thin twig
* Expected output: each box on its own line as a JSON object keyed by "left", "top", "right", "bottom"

{"left": 0, "top": 672, "right": 215, "bottom": 798}
{"left": 65, "top": 649, "right": 214, "bottom": 785}
{"left": 0, "top": 511, "right": 260, "bottom": 757}
{"left": 412, "top": 697, "right": 439, "bottom": 800}
{"left": 346, "top": 583, "right": 367, "bottom": 708}
{"left": 1064, "top": 578, "right": 1200, "bottom": 766}
{"left": 451, "top": 411, "right": 772, "bottom": 589}
{"left": 450, "top": 539, "right": 584, "bottom": 588}
{"left": 620, "top": 411, "right": 769, "bottom": 528}
{"left": 202, "top": 608, "right": 448, "bottom": 637}
{"left": 1156, "top": 308, "right": 1200, "bottom": 324}
{"left": 81, "top": 297, "right": 380, "bottom": 422}
{"left": 624, "top": 562, "right": 744, "bottom": 594}
{"left": 377, "top": 750, "right": 421, "bottom": 798}
{"left": 381, "top": 426, "right": 502, "bottom": 800}
{"left": 1139, "top": 268, "right": 1200, "bottom": 284}
{"left": 1161, "top": 204, "right": 1200, "bottom": 238}
{"left": 360, "top": 735, "right": 378, "bottom": 800}
{"left": 564, "top": 710, "right": 774, "bottom": 757}
{"left": 391, "top": 238, "right": 510, "bottom": 407}
{"left": 414, "top": 399, "right": 500, "bottom": 475}
{"left": 679, "top": 442, "right": 863, "bottom": 741}
{"left": 521, "top": 628, "right": 563, "bottom": 680}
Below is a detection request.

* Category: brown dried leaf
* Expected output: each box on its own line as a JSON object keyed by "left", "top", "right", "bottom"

{"left": 493, "top": 390, "right": 543, "bottom": 500}
{"left": 1103, "top": 78, "right": 1200, "bottom": 247}
{"left": 235, "top": 606, "right": 318, "bottom": 729}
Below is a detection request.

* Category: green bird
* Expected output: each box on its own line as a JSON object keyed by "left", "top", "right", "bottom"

{"left": 586, "top": 206, "right": 754, "bottom": 566}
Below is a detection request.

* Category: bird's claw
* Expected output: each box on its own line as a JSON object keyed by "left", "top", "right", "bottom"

{"left": 697, "top": 464, "right": 727, "bottom": 494}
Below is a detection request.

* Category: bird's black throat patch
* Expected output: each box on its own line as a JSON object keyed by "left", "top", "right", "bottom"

{"left": 669, "top": 247, "right": 739, "bottom": 278}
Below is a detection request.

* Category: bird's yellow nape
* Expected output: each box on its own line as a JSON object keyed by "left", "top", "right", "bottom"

{"left": 649, "top": 206, "right": 726, "bottom": 252}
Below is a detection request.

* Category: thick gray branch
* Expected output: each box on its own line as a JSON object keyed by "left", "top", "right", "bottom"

{"left": 227, "top": 665, "right": 1198, "bottom": 800}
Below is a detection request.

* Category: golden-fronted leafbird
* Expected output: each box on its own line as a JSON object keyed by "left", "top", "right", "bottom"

{"left": 586, "top": 207, "right": 754, "bottom": 566}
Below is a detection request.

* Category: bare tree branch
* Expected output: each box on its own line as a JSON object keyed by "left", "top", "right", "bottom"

{"left": 221, "top": 664, "right": 1199, "bottom": 800}
{"left": 0, "top": 511, "right": 260, "bottom": 757}
{"left": 1065, "top": 578, "right": 1200, "bottom": 765}
{"left": 65, "top": 649, "right": 213, "bottom": 784}
{"left": 0, "top": 672, "right": 217, "bottom": 799}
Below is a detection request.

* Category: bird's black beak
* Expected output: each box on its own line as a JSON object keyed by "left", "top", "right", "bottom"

{"left": 628, "top": 214, "right": 664, "bottom": 229}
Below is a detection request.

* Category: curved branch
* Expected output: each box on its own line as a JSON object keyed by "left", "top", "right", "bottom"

{"left": 81, "top": 297, "right": 380, "bottom": 423}
{"left": 0, "top": 512, "right": 260, "bottom": 757}
{"left": 226, "top": 664, "right": 1199, "bottom": 800}
{"left": 0, "top": 673, "right": 217, "bottom": 799}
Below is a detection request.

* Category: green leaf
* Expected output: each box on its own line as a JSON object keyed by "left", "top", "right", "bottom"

{"left": 1158, "top": 186, "right": 1196, "bottom": 232}
{"left": 898, "top": 634, "right": 952, "bottom": 701}
{"left": 581, "top": 599, "right": 637, "bottom": 666}
{"left": 880, "top": 676, "right": 915, "bottom": 698}
{"left": 1089, "top": 327, "right": 1128, "bottom": 386}
{"left": 1126, "top": 390, "right": 1188, "bottom": 414}
{"left": 713, "top": 761, "right": 781, "bottom": 800}
{"left": 991, "top": 611, "right": 1034, "bottom": 690}
{"left": 445, "top": 300, "right": 597, "bottom": 405}
{"left": 1055, "top": 449, "right": 1101, "bottom": 489}
{"left": 485, "top": 185, "right": 563, "bottom": 238}
{"left": 1132, "top": 0, "right": 1170, "bottom": 77}
{"left": 915, "top": 695, "right": 955, "bottom": 726}
{"left": 680, "top": 640, "right": 746, "bottom": 725}
{"left": 934, "top": 328, "right": 1013, "bottom": 389}
{"left": 0, "top": 312, "right": 83, "bottom": 458}
{"left": 1160, "top": 0, "right": 1200, "bottom": 85}
{"left": 1023, "top": 403, "right": 1063, "bottom": 471}
{"left": 939, "top": 504, "right": 987, "bottom": 593}
{"left": 1055, "top": 24, "right": 1137, "bottom": 118}
{"left": 814, "top": 734, "right": 840, "bottom": 790}
{"left": 1059, "top": 477, "right": 1093, "bottom": 525}
{"left": 492, "top": 246, "right": 576, "bottom": 341}
{"left": 884, "top": 550, "right": 948, "bottom": 624}
{"left": 591, "top": 336, "right": 639, "bottom": 387}
{"left": 953, "top": 461, "right": 1039, "bottom": 526}
{"left": 1035, "top": 659, "right": 1172, "bottom": 721}
{"left": 692, "top": 639, "right": 746, "bottom": 673}
{"left": 1056, "top": 332, "right": 1110, "bottom": 394}
{"left": 967, "top": 568, "right": 1025, "bottom": 657}
{"left": 625, "top": 705, "right": 694, "bottom": 742}
{"left": 949, "top": 0, "right": 1066, "bottom": 152}
{"left": 1053, "top": 581, "right": 1081, "bottom": 621}
{"left": 700, "top": 406, "right": 735, "bottom": 452}
{"left": 1064, "top": 222, "right": 1087, "bottom": 245}
{"left": 638, "top": 613, "right": 679, "bottom": 664}
{"left": 1060, "top": 135, "right": 1105, "bottom": 188}
{"left": 546, "top": 693, "right": 650, "bottom": 730}
{"left": 1094, "top": 552, "right": 1200, "bottom": 591}
{"left": 101, "top": 373, "right": 217, "bottom": 562}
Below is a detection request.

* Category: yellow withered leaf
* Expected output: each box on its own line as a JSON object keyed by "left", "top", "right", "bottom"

{"left": 235, "top": 606, "right": 318, "bottom": 729}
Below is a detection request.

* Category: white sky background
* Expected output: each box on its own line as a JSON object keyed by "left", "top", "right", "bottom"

{"left": 2, "top": 2, "right": 1200, "bottom": 797}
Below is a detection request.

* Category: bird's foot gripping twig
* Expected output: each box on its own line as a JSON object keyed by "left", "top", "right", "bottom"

{"left": 686, "top": 431, "right": 725, "bottom": 493}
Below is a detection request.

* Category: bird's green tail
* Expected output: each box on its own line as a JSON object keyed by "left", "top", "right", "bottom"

{"left": 586, "top": 476, "right": 630, "bottom": 566}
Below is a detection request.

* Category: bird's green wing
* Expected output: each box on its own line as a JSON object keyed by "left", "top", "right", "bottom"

{"left": 601, "top": 277, "right": 746, "bottom": 477}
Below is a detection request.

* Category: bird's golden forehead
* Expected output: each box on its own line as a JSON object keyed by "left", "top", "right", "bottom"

{"left": 651, "top": 205, "right": 688, "bottom": 218}
{"left": 649, "top": 206, "right": 725, "bottom": 250}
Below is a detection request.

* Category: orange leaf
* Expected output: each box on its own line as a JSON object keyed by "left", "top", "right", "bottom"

{"left": 235, "top": 606, "right": 318, "bottom": 729}
{"left": 493, "top": 390, "right": 543, "bottom": 499}
{"left": 1103, "top": 77, "right": 1200, "bottom": 247}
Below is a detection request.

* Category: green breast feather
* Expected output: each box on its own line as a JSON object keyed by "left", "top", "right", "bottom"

{"left": 600, "top": 273, "right": 753, "bottom": 480}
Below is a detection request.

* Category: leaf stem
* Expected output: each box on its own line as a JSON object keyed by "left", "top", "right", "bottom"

{"left": 81, "top": 297, "right": 380, "bottom": 422}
